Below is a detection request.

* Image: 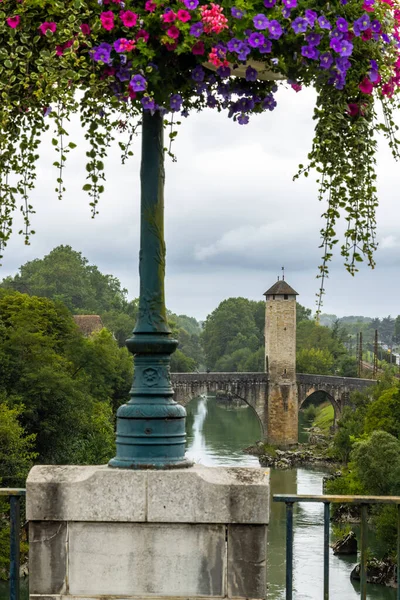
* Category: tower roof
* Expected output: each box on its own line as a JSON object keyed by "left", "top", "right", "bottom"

{"left": 263, "top": 280, "right": 298, "bottom": 296}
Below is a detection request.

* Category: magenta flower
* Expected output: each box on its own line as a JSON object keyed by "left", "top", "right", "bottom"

{"left": 80, "top": 23, "right": 91, "bottom": 35}
{"left": 167, "top": 25, "right": 180, "bottom": 39}
{"left": 177, "top": 9, "right": 191, "bottom": 22}
{"left": 137, "top": 29, "right": 150, "bottom": 42}
{"left": 120, "top": 10, "right": 138, "bottom": 27}
{"left": 39, "top": 22, "right": 57, "bottom": 35}
{"left": 100, "top": 11, "right": 114, "bottom": 30}
{"left": 162, "top": 12, "right": 176, "bottom": 23}
{"left": 359, "top": 77, "right": 373, "bottom": 94}
{"left": 347, "top": 103, "right": 359, "bottom": 116}
{"left": 145, "top": 1, "right": 157, "bottom": 11}
{"left": 192, "top": 41, "right": 205, "bottom": 54}
{"left": 6, "top": 15, "right": 20, "bottom": 28}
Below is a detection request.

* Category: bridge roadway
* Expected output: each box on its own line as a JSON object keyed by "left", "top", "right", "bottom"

{"left": 171, "top": 371, "right": 376, "bottom": 433}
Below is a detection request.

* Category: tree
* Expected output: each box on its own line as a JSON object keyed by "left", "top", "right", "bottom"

{"left": 364, "top": 384, "right": 400, "bottom": 439}
{"left": 296, "top": 303, "right": 312, "bottom": 324}
{"left": 296, "top": 348, "right": 335, "bottom": 375}
{"left": 0, "top": 290, "right": 131, "bottom": 463}
{"left": 202, "top": 298, "right": 262, "bottom": 370}
{"left": 1, "top": 245, "right": 127, "bottom": 314}
{"left": 352, "top": 431, "right": 400, "bottom": 496}
{"left": 170, "top": 350, "right": 196, "bottom": 373}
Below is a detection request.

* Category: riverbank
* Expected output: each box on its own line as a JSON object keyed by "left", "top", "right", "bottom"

{"left": 244, "top": 439, "right": 339, "bottom": 470}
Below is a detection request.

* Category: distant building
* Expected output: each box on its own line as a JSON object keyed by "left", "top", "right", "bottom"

{"left": 73, "top": 315, "right": 104, "bottom": 337}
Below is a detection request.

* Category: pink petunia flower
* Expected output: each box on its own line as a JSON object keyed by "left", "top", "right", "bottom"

{"left": 192, "top": 41, "right": 205, "bottom": 54}
{"left": 100, "top": 11, "right": 115, "bottom": 30}
{"left": 39, "top": 21, "right": 57, "bottom": 35}
{"left": 347, "top": 103, "right": 359, "bottom": 116}
{"left": 162, "top": 12, "right": 176, "bottom": 23}
{"left": 359, "top": 77, "right": 373, "bottom": 94}
{"left": 167, "top": 25, "right": 180, "bottom": 39}
{"left": 6, "top": 15, "right": 20, "bottom": 28}
{"left": 120, "top": 10, "right": 138, "bottom": 27}
{"left": 177, "top": 9, "right": 191, "bottom": 22}
{"left": 136, "top": 29, "right": 150, "bottom": 42}
{"left": 145, "top": 1, "right": 157, "bottom": 11}
{"left": 80, "top": 23, "right": 91, "bottom": 35}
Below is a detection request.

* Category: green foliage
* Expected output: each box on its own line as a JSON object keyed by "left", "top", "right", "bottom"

{"left": 0, "top": 398, "right": 37, "bottom": 487}
{"left": 302, "top": 404, "right": 317, "bottom": 423}
{"left": 0, "top": 289, "right": 131, "bottom": 464}
{"left": 297, "top": 348, "right": 335, "bottom": 375}
{"left": 201, "top": 297, "right": 263, "bottom": 371}
{"left": 170, "top": 349, "right": 196, "bottom": 373}
{"left": 313, "top": 403, "right": 334, "bottom": 432}
{"left": 364, "top": 385, "right": 400, "bottom": 438}
{"left": 351, "top": 431, "right": 400, "bottom": 496}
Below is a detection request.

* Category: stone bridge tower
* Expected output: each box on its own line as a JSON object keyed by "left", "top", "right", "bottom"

{"left": 264, "top": 278, "right": 298, "bottom": 446}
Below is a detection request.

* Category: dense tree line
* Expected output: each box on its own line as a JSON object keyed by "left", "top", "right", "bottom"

{"left": 201, "top": 297, "right": 357, "bottom": 376}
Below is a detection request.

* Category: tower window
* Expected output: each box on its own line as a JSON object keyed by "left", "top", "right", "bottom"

{"left": 284, "top": 294, "right": 288, "bottom": 300}
{"left": 273, "top": 295, "right": 275, "bottom": 300}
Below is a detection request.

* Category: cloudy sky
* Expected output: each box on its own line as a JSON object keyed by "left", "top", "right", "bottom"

{"left": 2, "top": 85, "right": 400, "bottom": 321}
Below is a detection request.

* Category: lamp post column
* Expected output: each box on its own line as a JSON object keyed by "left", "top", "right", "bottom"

{"left": 109, "top": 110, "right": 192, "bottom": 469}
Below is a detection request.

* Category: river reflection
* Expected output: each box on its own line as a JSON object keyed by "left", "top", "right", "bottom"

{"left": 186, "top": 395, "right": 396, "bottom": 600}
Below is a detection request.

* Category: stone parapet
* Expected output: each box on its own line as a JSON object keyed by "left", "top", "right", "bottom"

{"left": 27, "top": 464, "right": 269, "bottom": 600}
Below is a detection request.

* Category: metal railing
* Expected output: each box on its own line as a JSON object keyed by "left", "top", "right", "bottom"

{"left": 274, "top": 494, "right": 400, "bottom": 600}
{"left": 0, "top": 489, "right": 26, "bottom": 600}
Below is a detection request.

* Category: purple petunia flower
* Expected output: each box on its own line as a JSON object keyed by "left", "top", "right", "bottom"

{"left": 207, "top": 95, "right": 217, "bottom": 108}
{"left": 331, "top": 38, "right": 353, "bottom": 56}
{"left": 248, "top": 32, "right": 266, "bottom": 47}
{"left": 292, "top": 17, "right": 308, "bottom": 33}
{"left": 190, "top": 22, "right": 203, "bottom": 37}
{"left": 336, "top": 57, "right": 351, "bottom": 72}
{"left": 282, "top": 7, "right": 291, "bottom": 18}
{"left": 259, "top": 39, "right": 272, "bottom": 53}
{"left": 369, "top": 60, "right": 379, "bottom": 82}
{"left": 262, "top": 94, "right": 277, "bottom": 110}
{"left": 217, "top": 65, "right": 231, "bottom": 77}
{"left": 227, "top": 38, "right": 243, "bottom": 53}
{"left": 253, "top": 14, "right": 269, "bottom": 30}
{"left": 238, "top": 45, "right": 251, "bottom": 60}
{"left": 371, "top": 19, "right": 381, "bottom": 33}
{"left": 354, "top": 13, "right": 370, "bottom": 34}
{"left": 283, "top": 0, "right": 297, "bottom": 8}
{"left": 306, "top": 33, "right": 321, "bottom": 46}
{"left": 305, "top": 9, "right": 317, "bottom": 25}
{"left": 336, "top": 17, "right": 348, "bottom": 32}
{"left": 301, "top": 45, "right": 319, "bottom": 59}
{"left": 268, "top": 19, "right": 283, "bottom": 39}
{"left": 116, "top": 66, "right": 130, "bottom": 81}
{"left": 93, "top": 43, "right": 112, "bottom": 64}
{"left": 170, "top": 94, "right": 183, "bottom": 111}
{"left": 130, "top": 74, "right": 147, "bottom": 91}
{"left": 231, "top": 7, "right": 244, "bottom": 18}
{"left": 318, "top": 15, "right": 331, "bottom": 29}
{"left": 263, "top": 0, "right": 276, "bottom": 7}
{"left": 319, "top": 52, "right": 333, "bottom": 69}
{"left": 330, "top": 29, "right": 343, "bottom": 41}
{"left": 245, "top": 66, "right": 258, "bottom": 81}
{"left": 191, "top": 65, "right": 205, "bottom": 82}
{"left": 141, "top": 96, "right": 155, "bottom": 110}
{"left": 238, "top": 114, "right": 249, "bottom": 125}
{"left": 184, "top": 0, "right": 199, "bottom": 8}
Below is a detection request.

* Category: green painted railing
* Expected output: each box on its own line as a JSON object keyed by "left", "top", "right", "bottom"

{"left": 0, "top": 489, "right": 26, "bottom": 600}
{"left": 274, "top": 494, "right": 400, "bottom": 600}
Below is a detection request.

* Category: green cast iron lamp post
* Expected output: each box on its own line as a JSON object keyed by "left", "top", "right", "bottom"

{"left": 109, "top": 111, "right": 192, "bottom": 469}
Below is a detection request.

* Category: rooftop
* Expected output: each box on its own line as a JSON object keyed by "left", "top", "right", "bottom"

{"left": 264, "top": 280, "right": 298, "bottom": 296}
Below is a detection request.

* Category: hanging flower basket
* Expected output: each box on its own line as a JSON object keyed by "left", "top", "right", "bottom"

{"left": 0, "top": 0, "right": 399, "bottom": 288}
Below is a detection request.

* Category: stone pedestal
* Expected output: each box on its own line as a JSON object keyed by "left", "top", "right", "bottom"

{"left": 27, "top": 464, "right": 269, "bottom": 600}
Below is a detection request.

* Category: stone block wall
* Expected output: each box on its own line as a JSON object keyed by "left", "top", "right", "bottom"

{"left": 27, "top": 464, "right": 269, "bottom": 600}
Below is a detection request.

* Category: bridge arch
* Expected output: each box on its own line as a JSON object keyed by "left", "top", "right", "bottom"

{"left": 299, "top": 389, "right": 339, "bottom": 427}
{"left": 172, "top": 372, "right": 269, "bottom": 435}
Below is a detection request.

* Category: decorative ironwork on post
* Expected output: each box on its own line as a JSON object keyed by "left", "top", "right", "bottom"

{"left": 109, "top": 111, "right": 192, "bottom": 469}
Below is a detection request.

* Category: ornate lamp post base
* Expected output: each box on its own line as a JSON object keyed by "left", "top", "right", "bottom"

{"left": 109, "top": 111, "right": 192, "bottom": 469}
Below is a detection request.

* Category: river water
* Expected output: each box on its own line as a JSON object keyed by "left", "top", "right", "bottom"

{"left": 186, "top": 395, "right": 396, "bottom": 600}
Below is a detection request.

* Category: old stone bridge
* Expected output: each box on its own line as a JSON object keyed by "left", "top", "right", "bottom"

{"left": 171, "top": 372, "right": 375, "bottom": 435}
